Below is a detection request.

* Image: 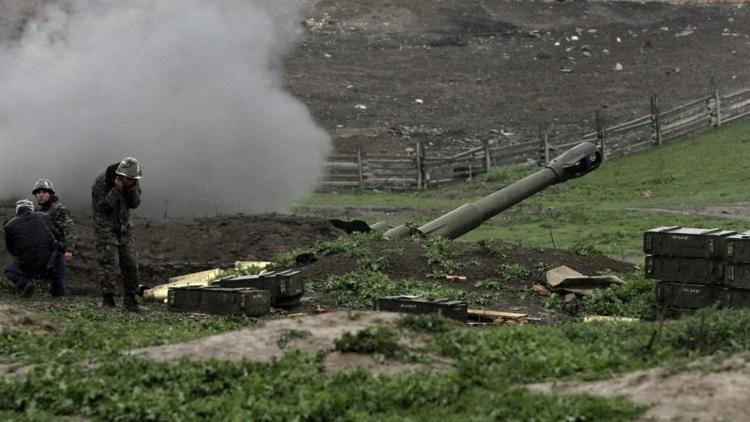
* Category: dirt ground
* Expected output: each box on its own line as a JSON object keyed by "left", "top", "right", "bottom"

{"left": 0, "top": 205, "right": 631, "bottom": 319}
{"left": 2, "top": 1, "right": 750, "bottom": 418}
{"left": 287, "top": 0, "right": 750, "bottom": 155}
{"left": 529, "top": 351, "right": 750, "bottom": 421}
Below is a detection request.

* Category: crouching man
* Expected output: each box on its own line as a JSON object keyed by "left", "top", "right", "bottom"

{"left": 3, "top": 199, "right": 66, "bottom": 297}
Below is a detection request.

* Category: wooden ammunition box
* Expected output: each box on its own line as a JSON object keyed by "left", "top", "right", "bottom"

{"left": 217, "top": 270, "right": 304, "bottom": 307}
{"left": 721, "top": 287, "right": 750, "bottom": 309}
{"left": 722, "top": 264, "right": 750, "bottom": 289}
{"left": 658, "top": 307, "right": 698, "bottom": 319}
{"left": 375, "top": 296, "right": 467, "bottom": 321}
{"left": 656, "top": 281, "right": 723, "bottom": 310}
{"left": 643, "top": 226, "right": 736, "bottom": 259}
{"left": 168, "top": 287, "right": 270, "bottom": 316}
{"left": 725, "top": 231, "right": 750, "bottom": 264}
{"left": 645, "top": 255, "right": 723, "bottom": 285}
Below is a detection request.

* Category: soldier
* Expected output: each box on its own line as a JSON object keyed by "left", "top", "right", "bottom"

{"left": 91, "top": 157, "right": 142, "bottom": 310}
{"left": 4, "top": 199, "right": 66, "bottom": 297}
{"left": 32, "top": 178, "right": 77, "bottom": 265}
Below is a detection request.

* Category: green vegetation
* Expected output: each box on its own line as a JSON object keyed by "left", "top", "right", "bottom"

{"left": 325, "top": 269, "right": 478, "bottom": 308}
{"left": 298, "top": 119, "right": 750, "bottom": 263}
{"left": 334, "top": 326, "right": 402, "bottom": 358}
{"left": 581, "top": 275, "right": 657, "bottom": 319}
{"left": 6, "top": 306, "right": 750, "bottom": 420}
{"left": 3, "top": 122, "right": 750, "bottom": 419}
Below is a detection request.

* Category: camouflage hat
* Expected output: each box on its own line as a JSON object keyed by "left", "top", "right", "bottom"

{"left": 115, "top": 157, "right": 142, "bottom": 179}
{"left": 31, "top": 178, "right": 55, "bottom": 195}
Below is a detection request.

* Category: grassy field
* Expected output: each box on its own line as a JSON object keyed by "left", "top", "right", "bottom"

{"left": 306, "top": 119, "right": 750, "bottom": 263}
{"left": 3, "top": 120, "right": 750, "bottom": 420}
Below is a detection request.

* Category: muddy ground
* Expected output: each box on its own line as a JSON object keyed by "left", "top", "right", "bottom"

{"left": 0, "top": 205, "right": 631, "bottom": 320}
{"left": 288, "top": 0, "right": 750, "bottom": 155}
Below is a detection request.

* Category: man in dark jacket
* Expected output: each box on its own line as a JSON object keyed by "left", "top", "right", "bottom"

{"left": 91, "top": 157, "right": 142, "bottom": 310}
{"left": 3, "top": 199, "right": 66, "bottom": 297}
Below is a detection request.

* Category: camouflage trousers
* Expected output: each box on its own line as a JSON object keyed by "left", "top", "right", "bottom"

{"left": 96, "top": 234, "right": 139, "bottom": 295}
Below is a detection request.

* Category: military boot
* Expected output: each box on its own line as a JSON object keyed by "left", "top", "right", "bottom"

{"left": 102, "top": 294, "right": 116, "bottom": 308}
{"left": 123, "top": 294, "right": 139, "bottom": 312}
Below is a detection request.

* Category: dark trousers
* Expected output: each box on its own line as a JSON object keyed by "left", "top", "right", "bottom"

{"left": 4, "top": 259, "right": 66, "bottom": 296}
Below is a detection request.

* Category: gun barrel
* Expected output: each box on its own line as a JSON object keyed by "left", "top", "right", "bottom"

{"left": 383, "top": 142, "right": 602, "bottom": 240}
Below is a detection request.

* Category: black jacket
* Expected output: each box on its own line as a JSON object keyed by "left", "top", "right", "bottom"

{"left": 4, "top": 209, "right": 61, "bottom": 277}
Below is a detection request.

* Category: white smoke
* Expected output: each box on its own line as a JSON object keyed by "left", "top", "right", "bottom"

{"left": 0, "top": 0, "right": 330, "bottom": 217}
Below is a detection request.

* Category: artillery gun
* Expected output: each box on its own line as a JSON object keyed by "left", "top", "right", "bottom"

{"left": 332, "top": 141, "right": 602, "bottom": 240}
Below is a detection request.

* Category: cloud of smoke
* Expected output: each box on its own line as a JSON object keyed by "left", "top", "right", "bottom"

{"left": 0, "top": 0, "right": 330, "bottom": 217}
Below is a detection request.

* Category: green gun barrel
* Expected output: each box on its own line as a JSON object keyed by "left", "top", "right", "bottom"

{"left": 381, "top": 141, "right": 602, "bottom": 240}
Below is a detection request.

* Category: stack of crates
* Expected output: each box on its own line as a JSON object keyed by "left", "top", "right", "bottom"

{"left": 644, "top": 226, "right": 736, "bottom": 317}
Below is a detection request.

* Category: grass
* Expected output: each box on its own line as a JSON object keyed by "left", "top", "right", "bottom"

{"left": 5, "top": 305, "right": 750, "bottom": 420}
{"left": 297, "top": 119, "right": 750, "bottom": 263}
{"left": 3, "top": 121, "right": 750, "bottom": 419}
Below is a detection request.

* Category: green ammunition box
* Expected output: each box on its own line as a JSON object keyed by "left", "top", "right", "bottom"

{"left": 655, "top": 281, "right": 723, "bottom": 310}
{"left": 725, "top": 231, "right": 750, "bottom": 264}
{"left": 721, "top": 287, "right": 750, "bottom": 309}
{"left": 168, "top": 287, "right": 270, "bottom": 316}
{"left": 217, "top": 270, "right": 304, "bottom": 307}
{"left": 375, "top": 296, "right": 467, "bottom": 321}
{"left": 645, "top": 255, "right": 724, "bottom": 284}
{"left": 722, "top": 264, "right": 750, "bottom": 289}
{"left": 643, "top": 226, "right": 736, "bottom": 259}
{"left": 658, "top": 307, "right": 697, "bottom": 319}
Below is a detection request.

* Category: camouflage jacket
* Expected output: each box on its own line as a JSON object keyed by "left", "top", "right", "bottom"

{"left": 36, "top": 195, "right": 77, "bottom": 253}
{"left": 91, "top": 163, "right": 141, "bottom": 242}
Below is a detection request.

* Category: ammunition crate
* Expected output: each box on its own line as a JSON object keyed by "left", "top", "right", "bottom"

{"left": 643, "top": 226, "right": 736, "bottom": 259}
{"left": 721, "top": 288, "right": 750, "bottom": 309}
{"left": 375, "top": 296, "right": 468, "bottom": 321}
{"left": 722, "top": 264, "right": 750, "bottom": 289}
{"left": 658, "top": 307, "right": 698, "bottom": 319}
{"left": 725, "top": 231, "right": 750, "bottom": 264}
{"left": 645, "top": 255, "right": 724, "bottom": 285}
{"left": 217, "top": 270, "right": 304, "bottom": 306}
{"left": 168, "top": 287, "right": 270, "bottom": 316}
{"left": 656, "top": 281, "right": 723, "bottom": 310}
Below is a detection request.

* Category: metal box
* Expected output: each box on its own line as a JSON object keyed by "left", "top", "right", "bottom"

{"left": 375, "top": 296, "right": 468, "bottom": 321}
{"left": 725, "top": 231, "right": 750, "bottom": 264}
{"left": 645, "top": 255, "right": 724, "bottom": 285}
{"left": 656, "top": 281, "right": 723, "bottom": 310}
{"left": 217, "top": 270, "right": 304, "bottom": 307}
{"left": 168, "top": 286, "right": 270, "bottom": 316}
{"left": 643, "top": 226, "right": 736, "bottom": 259}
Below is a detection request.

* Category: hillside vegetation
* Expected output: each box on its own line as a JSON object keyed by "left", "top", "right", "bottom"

{"left": 306, "top": 119, "right": 750, "bottom": 263}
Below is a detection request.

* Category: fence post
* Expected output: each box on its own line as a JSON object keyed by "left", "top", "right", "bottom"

{"left": 416, "top": 141, "right": 424, "bottom": 190}
{"left": 482, "top": 139, "right": 491, "bottom": 172}
{"left": 713, "top": 89, "right": 722, "bottom": 128}
{"left": 650, "top": 95, "right": 662, "bottom": 145}
{"left": 357, "top": 142, "right": 365, "bottom": 189}
{"left": 596, "top": 111, "right": 607, "bottom": 159}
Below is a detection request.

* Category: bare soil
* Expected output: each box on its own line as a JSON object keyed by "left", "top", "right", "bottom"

{"left": 529, "top": 352, "right": 750, "bottom": 422}
{"left": 287, "top": 0, "right": 750, "bottom": 155}
{"left": 131, "top": 310, "right": 447, "bottom": 375}
{"left": 0, "top": 205, "right": 631, "bottom": 320}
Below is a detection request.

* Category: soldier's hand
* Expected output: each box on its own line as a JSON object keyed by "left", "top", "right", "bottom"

{"left": 114, "top": 176, "right": 125, "bottom": 191}
{"left": 64, "top": 252, "right": 73, "bottom": 262}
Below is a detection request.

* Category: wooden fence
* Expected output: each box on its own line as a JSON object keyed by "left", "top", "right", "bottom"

{"left": 321, "top": 87, "right": 750, "bottom": 190}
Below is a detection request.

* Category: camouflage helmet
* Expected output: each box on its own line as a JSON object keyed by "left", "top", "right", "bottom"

{"left": 115, "top": 157, "right": 142, "bottom": 179}
{"left": 31, "top": 178, "right": 55, "bottom": 195}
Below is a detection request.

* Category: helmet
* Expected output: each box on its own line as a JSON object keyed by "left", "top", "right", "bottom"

{"left": 31, "top": 178, "right": 55, "bottom": 195}
{"left": 115, "top": 157, "right": 142, "bottom": 179}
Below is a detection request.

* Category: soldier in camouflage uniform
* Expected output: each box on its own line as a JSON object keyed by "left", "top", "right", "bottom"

{"left": 32, "top": 178, "right": 76, "bottom": 296}
{"left": 91, "top": 157, "right": 142, "bottom": 310}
